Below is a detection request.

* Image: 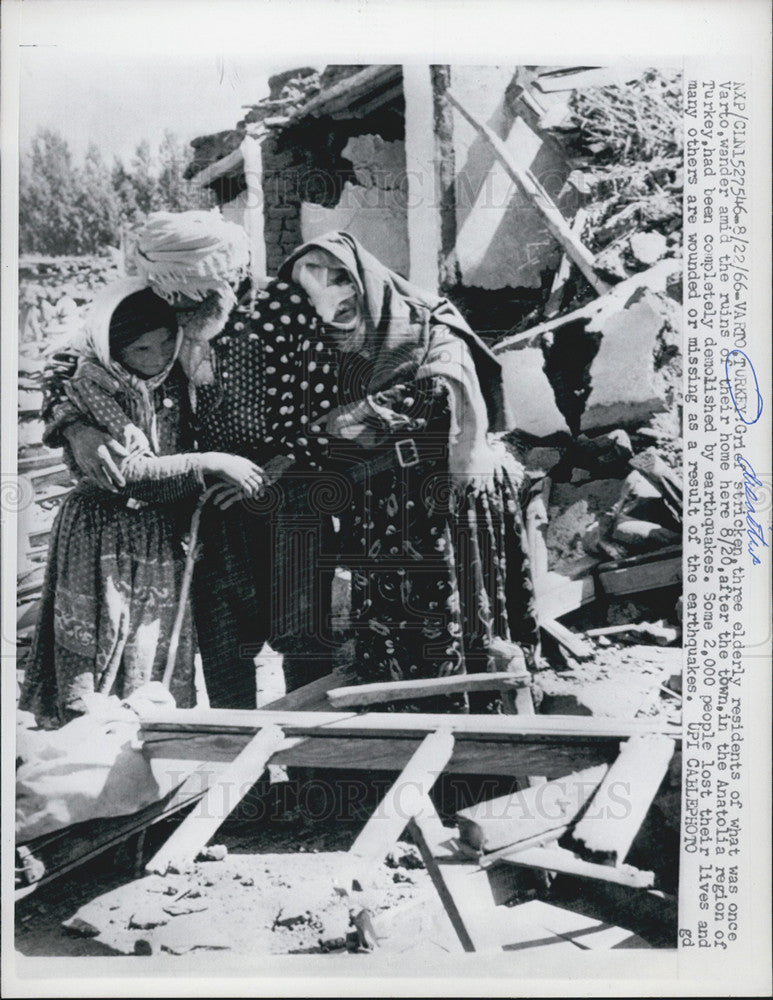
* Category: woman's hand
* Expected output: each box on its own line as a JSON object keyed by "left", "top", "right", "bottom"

{"left": 201, "top": 453, "right": 265, "bottom": 498}
{"left": 64, "top": 423, "right": 129, "bottom": 491}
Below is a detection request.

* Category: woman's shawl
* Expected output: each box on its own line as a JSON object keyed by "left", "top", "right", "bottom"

{"left": 279, "top": 232, "right": 512, "bottom": 485}
{"left": 71, "top": 277, "right": 182, "bottom": 452}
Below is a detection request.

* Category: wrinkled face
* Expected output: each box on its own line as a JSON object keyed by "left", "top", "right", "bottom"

{"left": 292, "top": 250, "right": 362, "bottom": 331}
{"left": 117, "top": 326, "right": 176, "bottom": 378}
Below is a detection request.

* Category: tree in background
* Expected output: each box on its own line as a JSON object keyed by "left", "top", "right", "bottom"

{"left": 130, "top": 140, "right": 163, "bottom": 219}
{"left": 75, "top": 144, "right": 122, "bottom": 252}
{"left": 19, "top": 130, "right": 84, "bottom": 255}
{"left": 19, "top": 128, "right": 215, "bottom": 255}
{"left": 158, "top": 130, "right": 209, "bottom": 213}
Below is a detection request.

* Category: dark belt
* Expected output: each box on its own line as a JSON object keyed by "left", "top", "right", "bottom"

{"left": 326, "top": 434, "right": 448, "bottom": 486}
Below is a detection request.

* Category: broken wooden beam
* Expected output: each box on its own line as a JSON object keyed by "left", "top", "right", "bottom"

{"left": 568, "top": 734, "right": 675, "bottom": 866}
{"left": 540, "top": 618, "right": 594, "bottom": 661}
{"left": 264, "top": 668, "right": 356, "bottom": 711}
{"left": 597, "top": 549, "right": 681, "bottom": 597}
{"left": 145, "top": 724, "right": 287, "bottom": 876}
{"left": 348, "top": 729, "right": 454, "bottom": 871}
{"left": 493, "top": 258, "right": 678, "bottom": 355}
{"left": 456, "top": 763, "right": 608, "bottom": 853}
{"left": 445, "top": 88, "right": 609, "bottom": 296}
{"left": 326, "top": 672, "right": 529, "bottom": 710}
{"left": 490, "top": 844, "right": 655, "bottom": 889}
{"left": 140, "top": 711, "right": 679, "bottom": 783}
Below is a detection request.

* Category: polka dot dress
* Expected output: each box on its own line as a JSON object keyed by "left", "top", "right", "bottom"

{"left": 194, "top": 281, "right": 339, "bottom": 469}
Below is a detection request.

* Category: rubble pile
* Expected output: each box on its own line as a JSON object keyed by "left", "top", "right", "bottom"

{"left": 16, "top": 255, "right": 120, "bottom": 687}
{"left": 19, "top": 255, "right": 119, "bottom": 351}
{"left": 558, "top": 70, "right": 683, "bottom": 283}
{"left": 495, "top": 70, "right": 684, "bottom": 720}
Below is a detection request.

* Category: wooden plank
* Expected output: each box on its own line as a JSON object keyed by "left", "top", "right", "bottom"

{"left": 494, "top": 845, "right": 655, "bottom": 889}
{"left": 409, "top": 818, "right": 476, "bottom": 952}
{"left": 456, "top": 763, "right": 608, "bottom": 852}
{"left": 598, "top": 554, "right": 682, "bottom": 597}
{"left": 16, "top": 568, "right": 46, "bottom": 601}
{"left": 511, "top": 899, "right": 650, "bottom": 950}
{"left": 142, "top": 731, "right": 618, "bottom": 781}
{"left": 445, "top": 89, "right": 609, "bottom": 296}
{"left": 569, "top": 734, "right": 675, "bottom": 865}
{"left": 327, "top": 672, "right": 528, "bottom": 710}
{"left": 27, "top": 529, "right": 52, "bottom": 549}
{"left": 348, "top": 729, "right": 454, "bottom": 870}
{"left": 18, "top": 450, "right": 63, "bottom": 474}
{"left": 534, "top": 67, "right": 640, "bottom": 92}
{"left": 145, "top": 725, "right": 286, "bottom": 876}
{"left": 34, "top": 485, "right": 72, "bottom": 504}
{"left": 264, "top": 669, "right": 355, "bottom": 711}
{"left": 410, "top": 808, "right": 579, "bottom": 955}
{"left": 139, "top": 707, "right": 680, "bottom": 742}
{"left": 544, "top": 209, "right": 589, "bottom": 317}
{"left": 541, "top": 618, "right": 594, "bottom": 661}
{"left": 273, "top": 735, "right": 616, "bottom": 781}
{"left": 478, "top": 826, "right": 569, "bottom": 867}
{"left": 29, "top": 464, "right": 72, "bottom": 490}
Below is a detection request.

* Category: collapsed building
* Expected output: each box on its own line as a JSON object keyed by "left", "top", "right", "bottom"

{"left": 186, "top": 62, "right": 684, "bottom": 660}
{"left": 16, "top": 65, "right": 685, "bottom": 955}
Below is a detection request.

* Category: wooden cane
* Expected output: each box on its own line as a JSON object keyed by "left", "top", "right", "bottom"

{"left": 162, "top": 485, "right": 219, "bottom": 690}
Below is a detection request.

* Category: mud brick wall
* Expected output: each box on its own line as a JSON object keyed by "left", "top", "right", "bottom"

{"left": 261, "top": 134, "right": 305, "bottom": 276}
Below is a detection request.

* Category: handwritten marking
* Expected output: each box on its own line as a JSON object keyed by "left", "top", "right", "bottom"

{"left": 736, "top": 456, "right": 769, "bottom": 566}
{"left": 724, "top": 350, "right": 763, "bottom": 424}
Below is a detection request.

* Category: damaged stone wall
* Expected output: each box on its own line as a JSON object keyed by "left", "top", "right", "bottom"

{"left": 262, "top": 111, "right": 407, "bottom": 276}
{"left": 448, "top": 66, "right": 569, "bottom": 292}
{"left": 501, "top": 266, "right": 682, "bottom": 444}
{"left": 261, "top": 132, "right": 306, "bottom": 276}
{"left": 300, "top": 134, "right": 409, "bottom": 275}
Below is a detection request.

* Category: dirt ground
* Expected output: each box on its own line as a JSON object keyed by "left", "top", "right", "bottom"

{"left": 16, "top": 632, "right": 682, "bottom": 959}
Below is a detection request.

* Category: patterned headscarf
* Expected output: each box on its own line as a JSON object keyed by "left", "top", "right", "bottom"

{"left": 79, "top": 278, "right": 182, "bottom": 451}
{"left": 133, "top": 211, "right": 251, "bottom": 386}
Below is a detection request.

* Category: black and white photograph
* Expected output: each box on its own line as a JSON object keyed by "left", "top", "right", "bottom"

{"left": 2, "top": 2, "right": 770, "bottom": 996}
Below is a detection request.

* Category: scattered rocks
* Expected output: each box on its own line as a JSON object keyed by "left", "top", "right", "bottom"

{"left": 196, "top": 844, "right": 228, "bottom": 862}
{"left": 630, "top": 231, "right": 668, "bottom": 266}
{"left": 129, "top": 907, "right": 169, "bottom": 930}
{"left": 61, "top": 916, "right": 101, "bottom": 938}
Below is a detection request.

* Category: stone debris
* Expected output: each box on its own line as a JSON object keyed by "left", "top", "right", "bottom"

{"left": 128, "top": 907, "right": 169, "bottom": 931}
{"left": 61, "top": 916, "right": 101, "bottom": 938}
{"left": 196, "top": 844, "right": 228, "bottom": 862}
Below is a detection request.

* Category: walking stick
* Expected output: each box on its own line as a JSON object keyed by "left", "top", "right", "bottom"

{"left": 162, "top": 484, "right": 219, "bottom": 690}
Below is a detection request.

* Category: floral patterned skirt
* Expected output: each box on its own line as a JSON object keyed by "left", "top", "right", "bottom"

{"left": 337, "top": 381, "right": 539, "bottom": 696}
{"left": 19, "top": 485, "right": 195, "bottom": 726}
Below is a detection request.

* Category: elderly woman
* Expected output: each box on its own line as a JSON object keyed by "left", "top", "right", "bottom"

{"left": 42, "top": 212, "right": 335, "bottom": 708}
{"left": 278, "top": 233, "right": 540, "bottom": 690}
{"left": 20, "top": 279, "right": 266, "bottom": 724}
